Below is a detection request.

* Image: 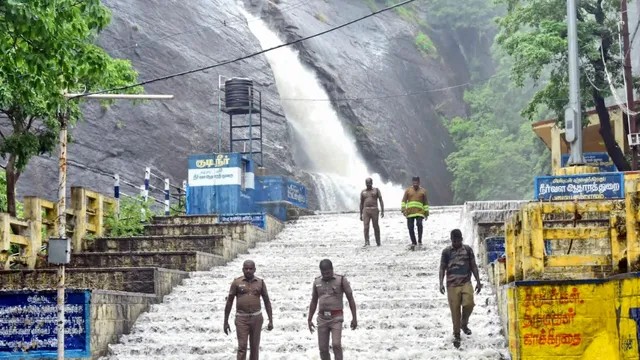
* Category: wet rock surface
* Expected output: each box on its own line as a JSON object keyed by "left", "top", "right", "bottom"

{"left": 14, "top": 0, "right": 480, "bottom": 209}
{"left": 102, "top": 207, "right": 508, "bottom": 359}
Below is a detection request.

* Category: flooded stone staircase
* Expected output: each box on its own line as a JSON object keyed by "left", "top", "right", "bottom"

{"left": 1, "top": 213, "right": 283, "bottom": 358}
{"left": 102, "top": 207, "right": 509, "bottom": 360}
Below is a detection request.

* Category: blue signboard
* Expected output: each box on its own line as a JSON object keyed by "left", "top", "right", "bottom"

{"left": 0, "top": 290, "right": 90, "bottom": 359}
{"left": 219, "top": 213, "right": 266, "bottom": 229}
{"left": 561, "top": 152, "right": 617, "bottom": 172}
{"left": 485, "top": 237, "right": 505, "bottom": 264}
{"left": 285, "top": 180, "right": 307, "bottom": 208}
{"left": 534, "top": 172, "right": 624, "bottom": 201}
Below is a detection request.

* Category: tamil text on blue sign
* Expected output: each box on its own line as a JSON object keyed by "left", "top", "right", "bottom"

{"left": 219, "top": 214, "right": 266, "bottom": 229}
{"left": 534, "top": 172, "right": 624, "bottom": 201}
{"left": 561, "top": 152, "right": 617, "bottom": 172}
{"left": 285, "top": 180, "right": 307, "bottom": 208}
{"left": 0, "top": 290, "right": 90, "bottom": 359}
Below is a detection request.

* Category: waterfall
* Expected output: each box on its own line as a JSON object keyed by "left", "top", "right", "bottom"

{"left": 239, "top": 6, "right": 405, "bottom": 211}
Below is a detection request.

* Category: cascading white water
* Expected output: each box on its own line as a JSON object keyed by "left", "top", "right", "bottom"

{"left": 102, "top": 207, "right": 510, "bottom": 359}
{"left": 239, "top": 6, "right": 405, "bottom": 211}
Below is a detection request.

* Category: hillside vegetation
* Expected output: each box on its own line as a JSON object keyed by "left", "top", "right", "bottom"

{"left": 381, "top": 0, "right": 559, "bottom": 203}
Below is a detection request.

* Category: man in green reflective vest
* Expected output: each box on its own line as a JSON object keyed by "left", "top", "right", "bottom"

{"left": 400, "top": 176, "right": 429, "bottom": 246}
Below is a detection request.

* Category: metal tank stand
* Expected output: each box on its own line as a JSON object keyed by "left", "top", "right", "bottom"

{"left": 218, "top": 75, "right": 264, "bottom": 166}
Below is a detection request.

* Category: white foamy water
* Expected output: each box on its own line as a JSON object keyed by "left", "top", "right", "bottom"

{"left": 102, "top": 207, "right": 509, "bottom": 359}
{"left": 239, "top": 6, "right": 405, "bottom": 211}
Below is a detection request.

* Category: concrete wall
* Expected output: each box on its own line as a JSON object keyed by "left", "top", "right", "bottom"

{"left": 266, "top": 214, "right": 285, "bottom": 241}
{"left": 90, "top": 235, "right": 225, "bottom": 255}
{"left": 87, "top": 290, "right": 157, "bottom": 359}
{"left": 464, "top": 200, "right": 640, "bottom": 359}
{"left": 503, "top": 274, "right": 640, "bottom": 360}
{"left": 0, "top": 267, "right": 189, "bottom": 301}
{"left": 57, "top": 252, "right": 225, "bottom": 272}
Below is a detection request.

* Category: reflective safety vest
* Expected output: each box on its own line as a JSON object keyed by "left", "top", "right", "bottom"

{"left": 400, "top": 187, "right": 429, "bottom": 218}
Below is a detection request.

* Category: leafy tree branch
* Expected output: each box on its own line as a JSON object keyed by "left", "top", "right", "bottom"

{"left": 0, "top": 0, "right": 144, "bottom": 215}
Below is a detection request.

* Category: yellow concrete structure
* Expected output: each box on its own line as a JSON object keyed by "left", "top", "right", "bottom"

{"left": 493, "top": 164, "right": 640, "bottom": 359}
{"left": 0, "top": 186, "right": 116, "bottom": 269}
{"left": 488, "top": 101, "right": 640, "bottom": 359}
{"left": 504, "top": 199, "right": 627, "bottom": 283}
{"left": 532, "top": 103, "right": 630, "bottom": 172}
{"left": 501, "top": 275, "right": 640, "bottom": 359}
{"left": 554, "top": 165, "right": 600, "bottom": 176}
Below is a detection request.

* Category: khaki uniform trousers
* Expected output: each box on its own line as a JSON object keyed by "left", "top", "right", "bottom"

{"left": 235, "top": 313, "right": 263, "bottom": 360}
{"left": 446, "top": 282, "right": 475, "bottom": 337}
{"left": 363, "top": 207, "right": 380, "bottom": 245}
{"left": 316, "top": 313, "right": 344, "bottom": 360}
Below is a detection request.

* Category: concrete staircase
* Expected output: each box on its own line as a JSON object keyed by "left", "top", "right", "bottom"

{"left": 0, "top": 214, "right": 283, "bottom": 359}
{"left": 102, "top": 207, "right": 509, "bottom": 359}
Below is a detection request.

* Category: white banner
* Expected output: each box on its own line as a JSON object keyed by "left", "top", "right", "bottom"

{"left": 188, "top": 167, "right": 241, "bottom": 187}
{"left": 245, "top": 172, "right": 255, "bottom": 190}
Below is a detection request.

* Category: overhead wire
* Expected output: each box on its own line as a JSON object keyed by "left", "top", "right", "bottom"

{"left": 70, "top": 0, "right": 419, "bottom": 99}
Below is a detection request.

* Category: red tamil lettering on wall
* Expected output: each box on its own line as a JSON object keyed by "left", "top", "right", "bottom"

{"left": 523, "top": 287, "right": 584, "bottom": 308}
{"left": 520, "top": 287, "right": 584, "bottom": 348}
{"left": 523, "top": 329, "right": 581, "bottom": 347}
{"left": 522, "top": 308, "right": 576, "bottom": 329}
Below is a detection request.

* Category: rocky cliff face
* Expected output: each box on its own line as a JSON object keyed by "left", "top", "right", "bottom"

{"left": 16, "top": 0, "right": 486, "bottom": 209}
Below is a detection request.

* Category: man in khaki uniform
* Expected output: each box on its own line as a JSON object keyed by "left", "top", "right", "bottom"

{"left": 307, "top": 259, "right": 358, "bottom": 360}
{"left": 439, "top": 229, "right": 482, "bottom": 348}
{"left": 224, "top": 259, "right": 274, "bottom": 360}
{"left": 360, "top": 177, "right": 384, "bottom": 246}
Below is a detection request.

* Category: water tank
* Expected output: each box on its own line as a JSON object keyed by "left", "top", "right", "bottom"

{"left": 225, "top": 78, "right": 254, "bottom": 114}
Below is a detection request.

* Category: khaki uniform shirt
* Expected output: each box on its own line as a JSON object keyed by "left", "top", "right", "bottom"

{"left": 228, "top": 276, "right": 269, "bottom": 314}
{"left": 312, "top": 274, "right": 353, "bottom": 313}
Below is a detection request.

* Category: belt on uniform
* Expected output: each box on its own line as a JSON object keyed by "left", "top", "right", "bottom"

{"left": 320, "top": 309, "right": 343, "bottom": 317}
{"left": 236, "top": 311, "right": 262, "bottom": 317}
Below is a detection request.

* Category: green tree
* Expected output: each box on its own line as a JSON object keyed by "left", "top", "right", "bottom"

{"left": 495, "top": 0, "right": 634, "bottom": 171}
{"left": 444, "top": 49, "right": 551, "bottom": 203}
{"left": 423, "top": 0, "right": 500, "bottom": 32}
{"left": 0, "top": 0, "right": 143, "bottom": 216}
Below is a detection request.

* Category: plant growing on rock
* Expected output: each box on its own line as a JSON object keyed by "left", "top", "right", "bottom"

{"left": 0, "top": 0, "right": 143, "bottom": 216}
{"left": 315, "top": 13, "right": 328, "bottom": 24}
{"left": 495, "top": 0, "right": 638, "bottom": 171}
{"left": 415, "top": 32, "right": 437, "bottom": 57}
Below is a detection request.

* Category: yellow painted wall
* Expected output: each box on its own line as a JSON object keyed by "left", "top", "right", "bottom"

{"left": 502, "top": 274, "right": 640, "bottom": 359}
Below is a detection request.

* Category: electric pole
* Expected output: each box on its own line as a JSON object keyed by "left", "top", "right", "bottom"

{"left": 56, "top": 92, "right": 174, "bottom": 359}
{"left": 565, "top": 0, "right": 585, "bottom": 166}
{"left": 621, "top": 0, "right": 637, "bottom": 170}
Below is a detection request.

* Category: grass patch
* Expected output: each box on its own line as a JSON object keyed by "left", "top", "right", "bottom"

{"left": 315, "top": 13, "right": 328, "bottom": 23}
{"left": 415, "top": 32, "right": 437, "bottom": 57}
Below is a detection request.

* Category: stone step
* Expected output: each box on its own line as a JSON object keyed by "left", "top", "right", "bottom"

{"left": 43, "top": 251, "right": 226, "bottom": 272}
{"left": 90, "top": 235, "right": 224, "bottom": 255}
{"left": 151, "top": 214, "right": 219, "bottom": 225}
{"left": 139, "top": 223, "right": 267, "bottom": 260}
{"left": 0, "top": 267, "right": 188, "bottom": 300}
{"left": 144, "top": 223, "right": 236, "bottom": 236}
{"left": 104, "top": 209, "right": 510, "bottom": 359}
